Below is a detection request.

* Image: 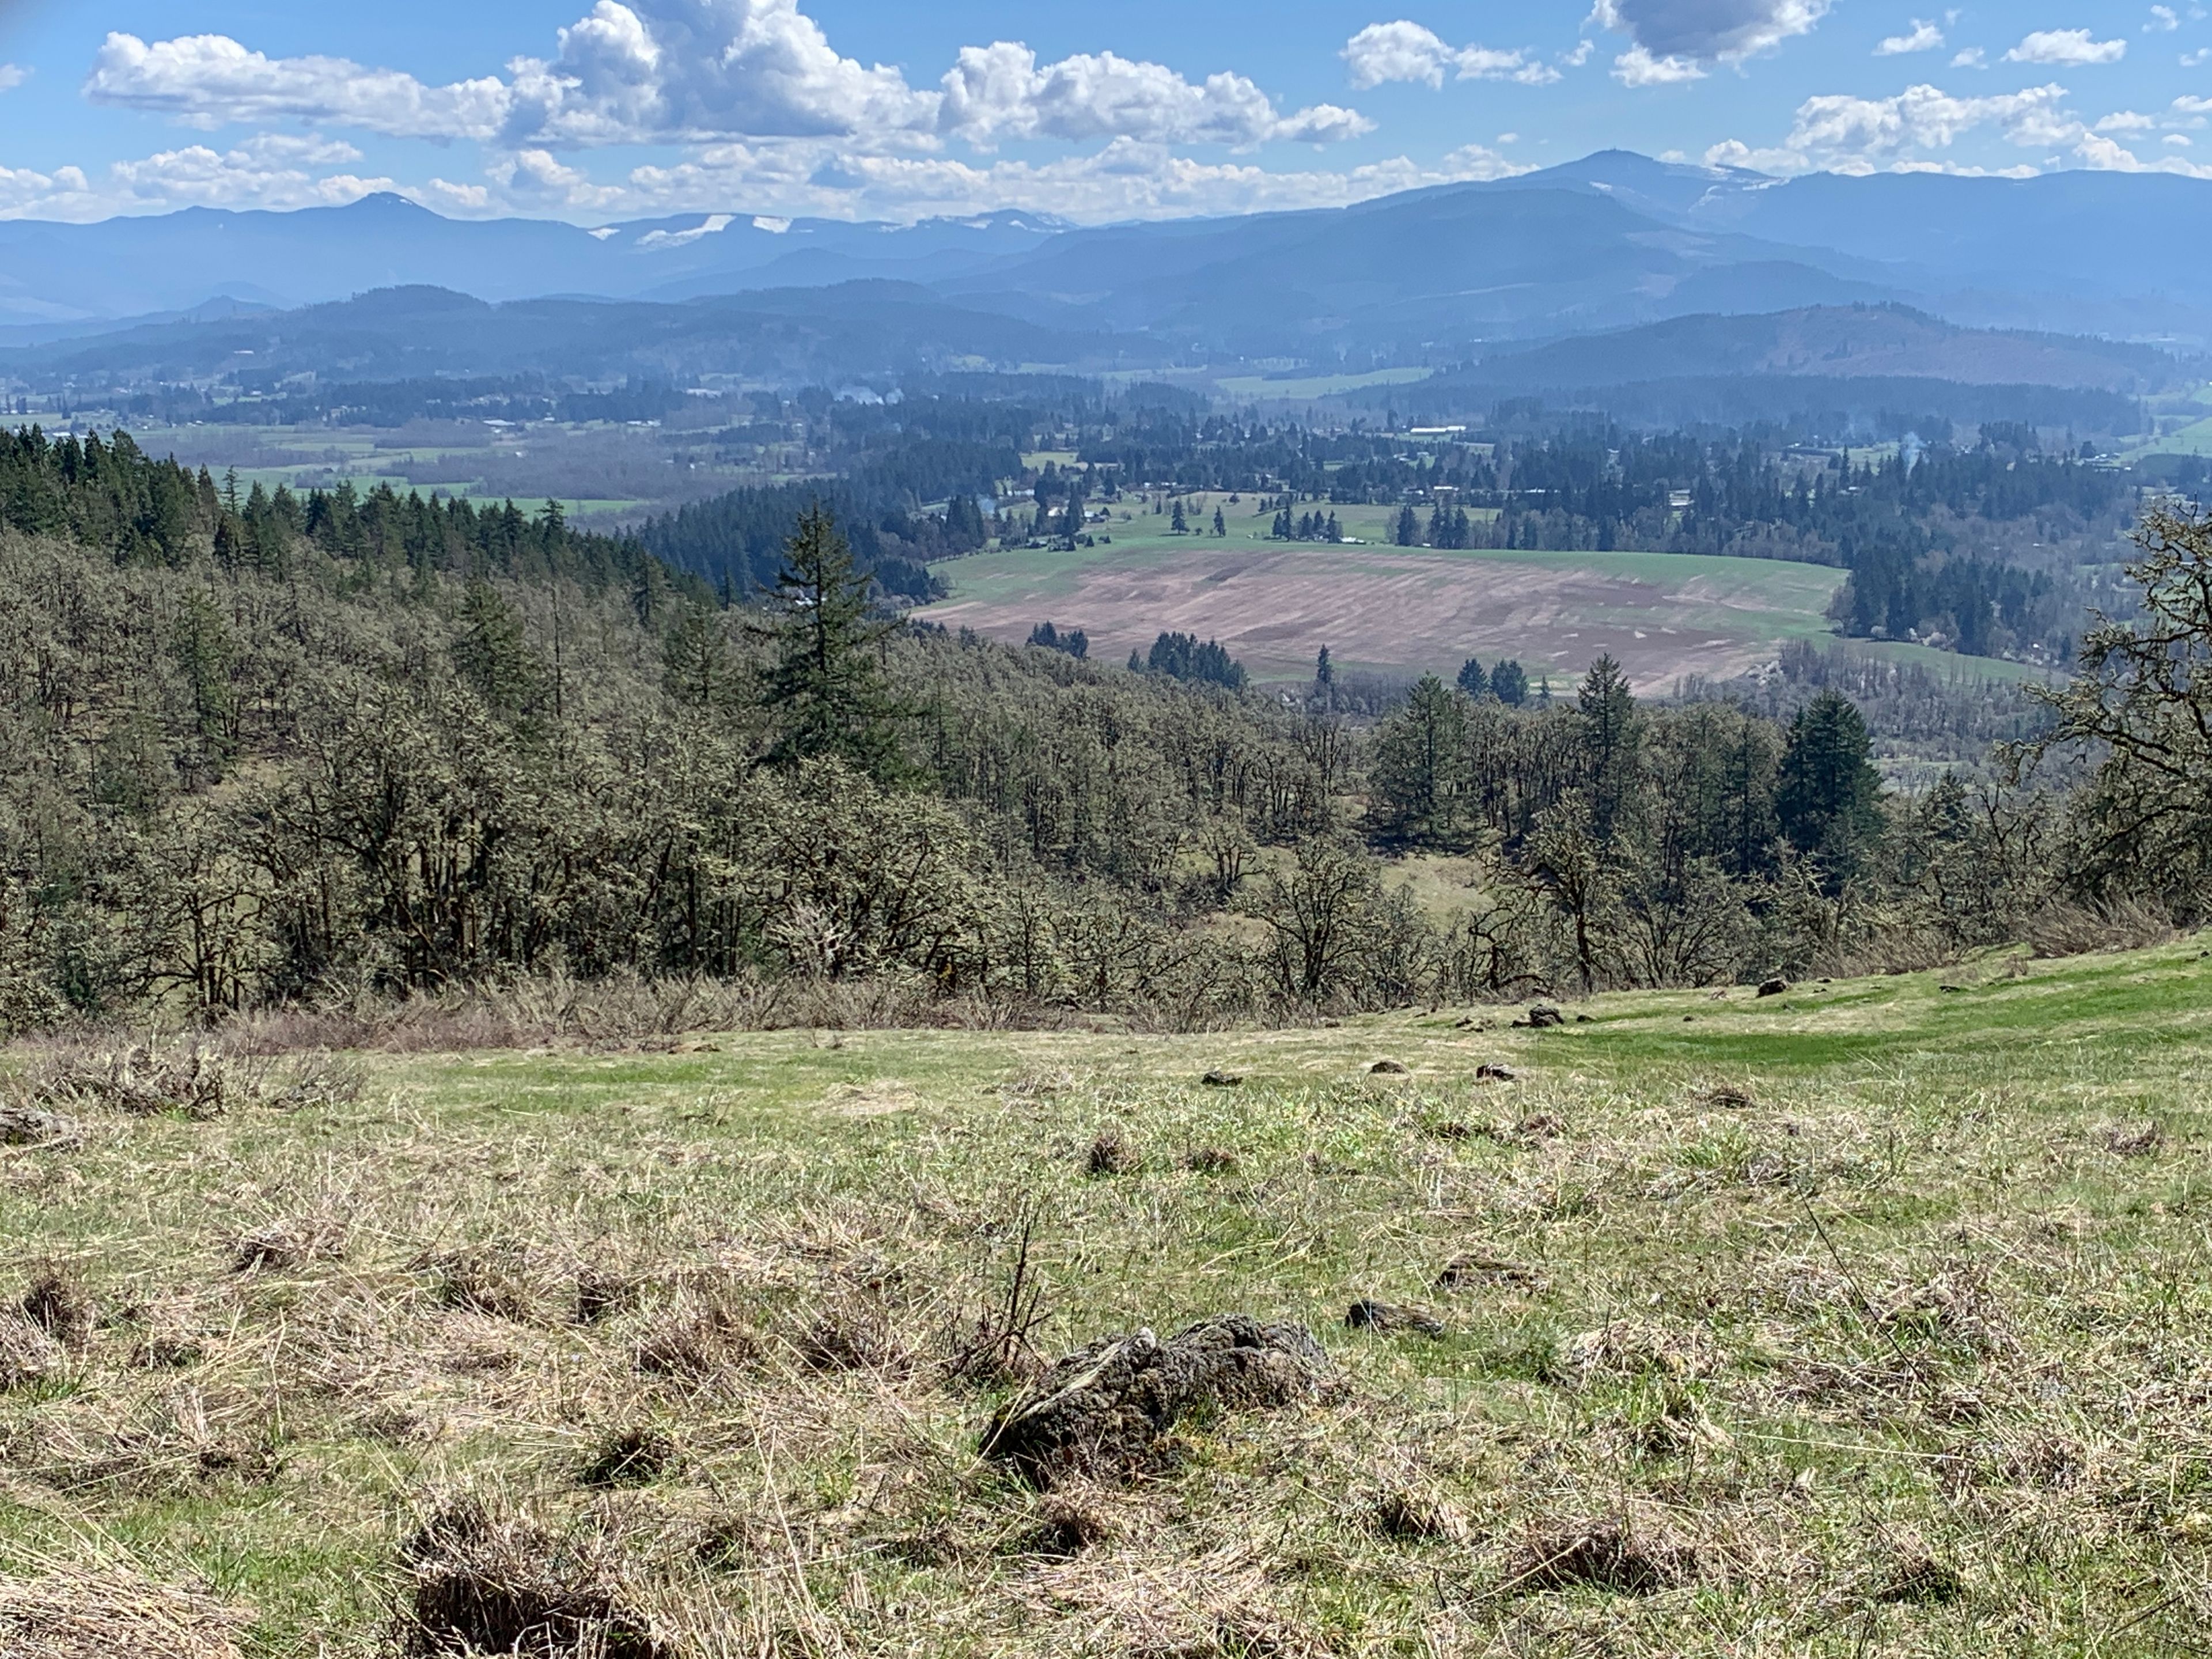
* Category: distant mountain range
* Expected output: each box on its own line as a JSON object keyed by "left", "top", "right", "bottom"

{"left": 3, "top": 151, "right": 2208, "bottom": 351}
{"left": 1, "top": 150, "right": 2207, "bottom": 430}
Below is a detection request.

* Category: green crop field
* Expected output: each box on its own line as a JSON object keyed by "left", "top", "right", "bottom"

{"left": 4, "top": 938, "right": 2210, "bottom": 1654}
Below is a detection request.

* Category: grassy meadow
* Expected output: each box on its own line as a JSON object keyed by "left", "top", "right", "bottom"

{"left": 5, "top": 938, "right": 2212, "bottom": 1654}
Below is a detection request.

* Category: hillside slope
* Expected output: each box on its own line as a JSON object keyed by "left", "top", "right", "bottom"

{"left": 2, "top": 938, "right": 2205, "bottom": 1652}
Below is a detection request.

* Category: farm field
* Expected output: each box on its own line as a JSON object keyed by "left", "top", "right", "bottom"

{"left": 933, "top": 503, "right": 1854, "bottom": 692}
{"left": 3, "top": 939, "right": 2210, "bottom": 1654}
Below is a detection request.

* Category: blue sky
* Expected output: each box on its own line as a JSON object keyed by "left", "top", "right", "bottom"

{"left": 0, "top": 1, "right": 2203, "bottom": 222}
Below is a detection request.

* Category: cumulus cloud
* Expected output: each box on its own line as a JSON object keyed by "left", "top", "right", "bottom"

{"left": 1612, "top": 44, "right": 1708, "bottom": 84}
{"left": 2148, "top": 5, "right": 2180, "bottom": 30}
{"left": 0, "top": 65, "right": 28, "bottom": 93}
{"left": 1590, "top": 0, "right": 1830, "bottom": 78}
{"left": 498, "top": 0, "right": 937, "bottom": 146}
{"left": 1339, "top": 22, "right": 1560, "bottom": 90}
{"left": 1703, "top": 81, "right": 2088, "bottom": 174}
{"left": 0, "top": 133, "right": 423, "bottom": 222}
{"left": 941, "top": 43, "right": 1370, "bottom": 149}
{"left": 565, "top": 135, "right": 1530, "bottom": 223}
{"left": 85, "top": 32, "right": 509, "bottom": 138}
{"left": 1876, "top": 20, "right": 1946, "bottom": 55}
{"left": 2006, "top": 28, "right": 2127, "bottom": 66}
{"left": 82, "top": 2, "right": 1368, "bottom": 160}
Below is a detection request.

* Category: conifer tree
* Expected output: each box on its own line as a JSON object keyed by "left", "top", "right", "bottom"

{"left": 1456, "top": 657, "right": 1488, "bottom": 699}
{"left": 757, "top": 504, "right": 908, "bottom": 781}
{"left": 1776, "top": 689, "right": 1884, "bottom": 887}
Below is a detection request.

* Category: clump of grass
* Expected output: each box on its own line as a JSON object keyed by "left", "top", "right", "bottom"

{"left": 0, "top": 1563, "right": 252, "bottom": 1659}
{"left": 1084, "top": 1126, "right": 1139, "bottom": 1176}
{"left": 632, "top": 1302, "right": 762, "bottom": 1382}
{"left": 1509, "top": 1517, "right": 1695, "bottom": 1596}
{"left": 575, "top": 1426, "right": 673, "bottom": 1490}
{"left": 229, "top": 1216, "right": 347, "bottom": 1274}
{"left": 399, "top": 1497, "right": 669, "bottom": 1658}
{"left": 20, "top": 1268, "right": 93, "bottom": 1351}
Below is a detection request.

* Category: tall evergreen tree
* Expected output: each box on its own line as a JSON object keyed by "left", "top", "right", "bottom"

{"left": 1456, "top": 657, "right": 1488, "bottom": 699}
{"left": 454, "top": 579, "right": 540, "bottom": 716}
{"left": 1395, "top": 504, "right": 1420, "bottom": 547}
{"left": 757, "top": 505, "right": 908, "bottom": 781}
{"left": 1575, "top": 654, "right": 1641, "bottom": 841}
{"left": 1370, "top": 674, "right": 1471, "bottom": 847}
{"left": 1775, "top": 689, "right": 1884, "bottom": 885}
{"left": 1490, "top": 660, "right": 1529, "bottom": 707}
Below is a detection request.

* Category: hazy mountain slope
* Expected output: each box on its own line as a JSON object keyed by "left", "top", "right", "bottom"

{"left": 0, "top": 282, "right": 1137, "bottom": 386}
{"left": 946, "top": 185, "right": 1905, "bottom": 351}
{"left": 1498, "top": 154, "right": 2212, "bottom": 342}
{"left": 0, "top": 195, "right": 1066, "bottom": 323}
{"left": 1465, "top": 306, "right": 2183, "bottom": 393}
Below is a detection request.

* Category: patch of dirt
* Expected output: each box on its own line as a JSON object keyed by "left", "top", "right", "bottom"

{"left": 983, "top": 1315, "right": 1340, "bottom": 1488}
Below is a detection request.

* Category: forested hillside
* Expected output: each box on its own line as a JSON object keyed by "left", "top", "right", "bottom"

{"left": 2, "top": 419, "right": 2206, "bottom": 1037}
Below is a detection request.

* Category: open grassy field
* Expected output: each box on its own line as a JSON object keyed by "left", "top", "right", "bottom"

{"left": 933, "top": 505, "right": 2046, "bottom": 692}
{"left": 5, "top": 938, "right": 2211, "bottom": 1654}
{"left": 932, "top": 504, "right": 1853, "bottom": 692}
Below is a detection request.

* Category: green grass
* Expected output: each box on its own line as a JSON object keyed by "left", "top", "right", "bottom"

{"left": 7, "top": 940, "right": 2212, "bottom": 1653}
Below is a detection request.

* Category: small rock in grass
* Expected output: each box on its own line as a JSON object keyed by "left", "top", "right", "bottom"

{"left": 1346, "top": 1299, "right": 1445, "bottom": 1338}
{"left": 1369, "top": 1059, "right": 1410, "bottom": 1076}
{"left": 1525, "top": 1005, "right": 1566, "bottom": 1029}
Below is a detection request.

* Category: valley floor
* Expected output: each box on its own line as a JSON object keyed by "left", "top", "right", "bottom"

{"left": 5, "top": 941, "right": 2211, "bottom": 1655}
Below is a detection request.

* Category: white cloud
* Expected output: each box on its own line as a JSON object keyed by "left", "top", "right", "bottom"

{"left": 2185, "top": 47, "right": 2212, "bottom": 66}
{"left": 499, "top": 0, "right": 937, "bottom": 146}
{"left": 1339, "top": 22, "right": 1560, "bottom": 90}
{"left": 0, "top": 134, "right": 418, "bottom": 222}
{"left": 2095, "top": 109, "right": 2157, "bottom": 131}
{"left": 1590, "top": 0, "right": 1830, "bottom": 74}
{"left": 0, "top": 65, "right": 28, "bottom": 93}
{"left": 82, "top": 3, "right": 1369, "bottom": 160}
{"left": 941, "top": 43, "right": 1370, "bottom": 150}
{"left": 2075, "top": 129, "right": 2212, "bottom": 174}
{"left": 1704, "top": 81, "right": 2091, "bottom": 174}
{"left": 1876, "top": 20, "right": 1946, "bottom": 55}
{"left": 85, "top": 32, "right": 509, "bottom": 138}
{"left": 587, "top": 135, "right": 1532, "bottom": 223}
{"left": 1951, "top": 46, "right": 1987, "bottom": 67}
{"left": 2148, "top": 5, "right": 2180, "bottom": 29}
{"left": 2006, "top": 29, "right": 2127, "bottom": 66}
{"left": 1612, "top": 45, "right": 1709, "bottom": 85}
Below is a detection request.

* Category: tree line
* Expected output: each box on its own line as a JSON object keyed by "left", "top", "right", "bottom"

{"left": 2, "top": 467, "right": 2205, "bottom": 1036}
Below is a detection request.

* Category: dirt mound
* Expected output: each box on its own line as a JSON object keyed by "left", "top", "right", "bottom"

{"left": 982, "top": 1315, "right": 1339, "bottom": 1488}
